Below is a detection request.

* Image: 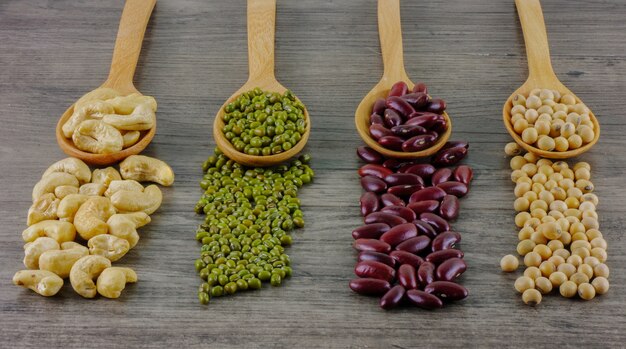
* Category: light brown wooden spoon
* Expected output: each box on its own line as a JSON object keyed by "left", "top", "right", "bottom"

{"left": 55, "top": 0, "right": 157, "bottom": 166}
{"left": 355, "top": 0, "right": 452, "bottom": 159}
{"left": 213, "top": 0, "right": 310, "bottom": 167}
{"left": 503, "top": 0, "right": 600, "bottom": 159}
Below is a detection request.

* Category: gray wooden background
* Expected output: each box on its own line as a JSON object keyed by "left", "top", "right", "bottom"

{"left": 1, "top": 0, "right": 625, "bottom": 348}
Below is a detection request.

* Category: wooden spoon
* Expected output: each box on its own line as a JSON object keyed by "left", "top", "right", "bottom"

{"left": 55, "top": 0, "right": 157, "bottom": 166}
{"left": 503, "top": 0, "right": 600, "bottom": 159}
{"left": 213, "top": 0, "right": 311, "bottom": 167}
{"left": 354, "top": 0, "right": 452, "bottom": 159}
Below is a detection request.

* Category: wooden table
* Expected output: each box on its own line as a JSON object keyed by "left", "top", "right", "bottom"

{"left": 1, "top": 0, "right": 625, "bottom": 347}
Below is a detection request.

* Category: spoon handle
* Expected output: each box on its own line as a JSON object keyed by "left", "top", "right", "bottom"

{"left": 378, "top": 0, "right": 409, "bottom": 85}
{"left": 246, "top": 0, "right": 276, "bottom": 84}
{"left": 106, "top": 0, "right": 157, "bottom": 90}
{"left": 515, "top": 0, "right": 557, "bottom": 83}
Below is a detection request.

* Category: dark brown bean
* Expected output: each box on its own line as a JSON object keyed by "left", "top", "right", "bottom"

{"left": 389, "top": 81, "right": 409, "bottom": 97}
{"left": 420, "top": 212, "right": 450, "bottom": 233}
{"left": 380, "top": 285, "right": 406, "bottom": 310}
{"left": 358, "top": 164, "right": 393, "bottom": 178}
{"left": 409, "top": 187, "right": 446, "bottom": 203}
{"left": 402, "top": 163, "right": 436, "bottom": 179}
{"left": 384, "top": 173, "right": 424, "bottom": 186}
{"left": 431, "top": 231, "right": 461, "bottom": 251}
{"left": 360, "top": 175, "right": 387, "bottom": 193}
{"left": 383, "top": 109, "right": 403, "bottom": 128}
{"left": 432, "top": 146, "right": 468, "bottom": 167}
{"left": 426, "top": 98, "right": 447, "bottom": 113}
{"left": 406, "top": 289, "right": 443, "bottom": 309}
{"left": 381, "top": 193, "right": 405, "bottom": 207}
{"left": 402, "top": 134, "right": 437, "bottom": 152}
{"left": 398, "top": 264, "right": 418, "bottom": 290}
{"left": 436, "top": 258, "right": 467, "bottom": 281}
{"left": 349, "top": 278, "right": 391, "bottom": 296}
{"left": 424, "top": 281, "right": 468, "bottom": 301}
{"left": 378, "top": 136, "right": 404, "bottom": 151}
{"left": 379, "top": 223, "right": 417, "bottom": 247}
{"left": 412, "top": 82, "right": 428, "bottom": 95}
{"left": 370, "top": 113, "right": 384, "bottom": 125}
{"left": 364, "top": 212, "right": 407, "bottom": 227}
{"left": 360, "top": 192, "right": 380, "bottom": 217}
{"left": 358, "top": 251, "right": 396, "bottom": 267}
{"left": 372, "top": 98, "right": 386, "bottom": 115}
{"left": 453, "top": 165, "right": 473, "bottom": 185}
{"left": 352, "top": 223, "right": 390, "bottom": 240}
{"left": 355, "top": 260, "right": 396, "bottom": 281}
{"left": 395, "top": 235, "right": 431, "bottom": 254}
{"left": 439, "top": 195, "right": 460, "bottom": 220}
{"left": 425, "top": 249, "right": 464, "bottom": 264}
{"left": 441, "top": 140, "right": 469, "bottom": 150}
{"left": 381, "top": 205, "right": 416, "bottom": 222}
{"left": 353, "top": 238, "right": 392, "bottom": 254}
{"left": 437, "top": 181, "right": 469, "bottom": 197}
{"left": 390, "top": 124, "right": 427, "bottom": 138}
{"left": 407, "top": 200, "right": 439, "bottom": 215}
{"left": 431, "top": 168, "right": 453, "bottom": 186}
{"left": 389, "top": 250, "right": 424, "bottom": 269}
{"left": 413, "top": 220, "right": 438, "bottom": 239}
{"left": 387, "top": 184, "right": 424, "bottom": 198}
{"left": 401, "top": 92, "right": 430, "bottom": 108}
{"left": 369, "top": 124, "right": 393, "bottom": 140}
{"left": 382, "top": 158, "right": 403, "bottom": 170}
{"left": 357, "top": 146, "right": 384, "bottom": 164}
{"left": 418, "top": 261, "right": 436, "bottom": 286}
{"left": 386, "top": 96, "right": 415, "bottom": 117}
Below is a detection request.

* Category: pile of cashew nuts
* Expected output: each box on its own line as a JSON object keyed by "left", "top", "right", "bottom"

{"left": 12, "top": 155, "right": 174, "bottom": 298}
{"left": 62, "top": 88, "right": 157, "bottom": 154}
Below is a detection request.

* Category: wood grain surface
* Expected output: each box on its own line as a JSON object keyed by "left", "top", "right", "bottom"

{"left": 1, "top": 0, "right": 625, "bottom": 348}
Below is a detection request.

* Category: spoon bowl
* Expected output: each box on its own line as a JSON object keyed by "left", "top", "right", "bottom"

{"left": 55, "top": 0, "right": 156, "bottom": 166}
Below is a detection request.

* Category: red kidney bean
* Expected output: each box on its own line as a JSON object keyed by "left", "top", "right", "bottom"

{"left": 402, "top": 164, "right": 436, "bottom": 179}
{"left": 436, "top": 258, "right": 467, "bottom": 282}
{"left": 369, "top": 124, "right": 393, "bottom": 141}
{"left": 398, "top": 264, "right": 418, "bottom": 290}
{"left": 412, "top": 82, "right": 428, "bottom": 94}
{"left": 432, "top": 146, "right": 468, "bottom": 167}
{"left": 390, "top": 124, "right": 427, "bottom": 138}
{"left": 355, "top": 260, "right": 395, "bottom": 282}
{"left": 426, "top": 98, "right": 447, "bottom": 113}
{"left": 380, "top": 223, "right": 417, "bottom": 247}
{"left": 382, "top": 158, "right": 403, "bottom": 170}
{"left": 372, "top": 98, "right": 386, "bottom": 115}
{"left": 453, "top": 165, "right": 473, "bottom": 185}
{"left": 389, "top": 81, "right": 409, "bottom": 97}
{"left": 441, "top": 140, "right": 469, "bottom": 150}
{"left": 390, "top": 250, "right": 424, "bottom": 269}
{"left": 409, "top": 187, "right": 446, "bottom": 203}
{"left": 424, "top": 281, "right": 468, "bottom": 301}
{"left": 358, "top": 164, "right": 393, "bottom": 179}
{"left": 401, "top": 92, "right": 430, "bottom": 108}
{"left": 380, "top": 193, "right": 405, "bottom": 207}
{"left": 383, "top": 109, "right": 403, "bottom": 128}
{"left": 395, "top": 235, "right": 431, "bottom": 254}
{"left": 431, "top": 231, "right": 461, "bottom": 251}
{"left": 386, "top": 96, "right": 415, "bottom": 117}
{"left": 358, "top": 251, "right": 396, "bottom": 268}
{"left": 406, "top": 289, "right": 443, "bottom": 309}
{"left": 384, "top": 173, "right": 423, "bottom": 186}
{"left": 418, "top": 261, "right": 436, "bottom": 286}
{"left": 431, "top": 168, "right": 453, "bottom": 186}
{"left": 361, "top": 175, "right": 387, "bottom": 193}
{"left": 352, "top": 223, "right": 390, "bottom": 240}
{"left": 364, "top": 212, "right": 407, "bottom": 227}
{"left": 387, "top": 184, "right": 424, "bottom": 198}
{"left": 377, "top": 136, "right": 404, "bottom": 151}
{"left": 437, "top": 181, "right": 469, "bottom": 197}
{"left": 402, "top": 134, "right": 437, "bottom": 152}
{"left": 353, "top": 239, "right": 392, "bottom": 254}
{"left": 357, "top": 146, "right": 383, "bottom": 164}
{"left": 380, "top": 206, "right": 416, "bottom": 222}
{"left": 380, "top": 285, "right": 406, "bottom": 310}
{"left": 439, "top": 195, "right": 460, "bottom": 220}
{"left": 360, "top": 192, "right": 380, "bottom": 216}
{"left": 430, "top": 117, "right": 447, "bottom": 134}
{"left": 425, "top": 249, "right": 464, "bottom": 264}
{"left": 349, "top": 278, "right": 391, "bottom": 296}
{"left": 413, "top": 220, "right": 438, "bottom": 239}
{"left": 420, "top": 213, "right": 450, "bottom": 233}
{"left": 370, "top": 113, "right": 384, "bottom": 125}
{"left": 407, "top": 200, "right": 439, "bottom": 215}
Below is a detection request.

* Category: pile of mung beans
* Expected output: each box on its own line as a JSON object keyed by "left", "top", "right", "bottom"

{"left": 222, "top": 88, "right": 307, "bottom": 156}
{"left": 194, "top": 148, "right": 313, "bottom": 304}
{"left": 501, "top": 143, "right": 609, "bottom": 305}
{"left": 351, "top": 141, "right": 472, "bottom": 310}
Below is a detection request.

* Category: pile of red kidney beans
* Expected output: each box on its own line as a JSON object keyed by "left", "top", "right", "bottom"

{"left": 370, "top": 81, "right": 448, "bottom": 152}
{"left": 350, "top": 142, "right": 472, "bottom": 310}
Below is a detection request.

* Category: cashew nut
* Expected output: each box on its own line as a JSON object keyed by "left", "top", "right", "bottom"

{"left": 42, "top": 157, "right": 92, "bottom": 184}
{"left": 69, "top": 255, "right": 111, "bottom": 298}
{"left": 73, "top": 197, "right": 116, "bottom": 240}
{"left": 27, "top": 193, "right": 59, "bottom": 225}
{"left": 119, "top": 155, "right": 174, "bottom": 186}
{"left": 39, "top": 242, "right": 89, "bottom": 278}
{"left": 79, "top": 183, "right": 107, "bottom": 196}
{"left": 54, "top": 185, "right": 79, "bottom": 199}
{"left": 106, "top": 93, "right": 157, "bottom": 114}
{"left": 122, "top": 131, "right": 141, "bottom": 148}
{"left": 72, "top": 119, "right": 124, "bottom": 154}
{"left": 23, "top": 237, "right": 60, "bottom": 269}
{"left": 22, "top": 220, "right": 76, "bottom": 243}
{"left": 32, "top": 172, "right": 79, "bottom": 202}
{"left": 102, "top": 103, "right": 155, "bottom": 131}
{"left": 92, "top": 167, "right": 122, "bottom": 186}
{"left": 62, "top": 100, "right": 116, "bottom": 138}
{"left": 57, "top": 194, "right": 90, "bottom": 222}
{"left": 13, "top": 270, "right": 64, "bottom": 296}
{"left": 110, "top": 185, "right": 162, "bottom": 215}
{"left": 88, "top": 234, "right": 130, "bottom": 262}
{"left": 107, "top": 212, "right": 151, "bottom": 248}
{"left": 104, "top": 179, "right": 144, "bottom": 198}
{"left": 73, "top": 87, "right": 121, "bottom": 111}
{"left": 96, "top": 267, "right": 137, "bottom": 299}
